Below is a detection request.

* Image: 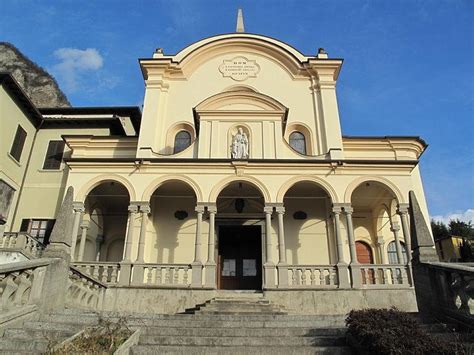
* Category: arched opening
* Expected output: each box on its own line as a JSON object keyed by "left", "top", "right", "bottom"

{"left": 282, "top": 181, "right": 336, "bottom": 286}
{"left": 149, "top": 180, "right": 197, "bottom": 264}
{"left": 350, "top": 181, "right": 399, "bottom": 264}
{"left": 82, "top": 181, "right": 130, "bottom": 262}
{"left": 216, "top": 181, "right": 265, "bottom": 290}
{"left": 289, "top": 131, "right": 306, "bottom": 155}
{"left": 283, "top": 181, "right": 333, "bottom": 265}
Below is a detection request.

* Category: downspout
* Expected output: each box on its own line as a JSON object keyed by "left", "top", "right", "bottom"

{"left": 9, "top": 120, "right": 44, "bottom": 232}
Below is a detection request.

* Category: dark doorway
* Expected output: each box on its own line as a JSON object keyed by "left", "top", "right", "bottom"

{"left": 217, "top": 225, "right": 262, "bottom": 290}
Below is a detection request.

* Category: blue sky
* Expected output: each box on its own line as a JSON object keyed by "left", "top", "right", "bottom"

{"left": 1, "top": 0, "right": 473, "bottom": 222}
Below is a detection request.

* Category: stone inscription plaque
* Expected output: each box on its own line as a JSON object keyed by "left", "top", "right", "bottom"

{"left": 219, "top": 56, "right": 260, "bottom": 81}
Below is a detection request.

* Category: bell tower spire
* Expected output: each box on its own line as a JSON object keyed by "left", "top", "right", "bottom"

{"left": 236, "top": 8, "right": 245, "bottom": 33}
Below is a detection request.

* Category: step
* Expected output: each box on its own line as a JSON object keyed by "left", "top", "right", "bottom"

{"left": 3, "top": 327, "right": 75, "bottom": 339}
{"left": 0, "top": 339, "right": 49, "bottom": 352}
{"left": 142, "top": 326, "right": 346, "bottom": 337}
{"left": 37, "top": 313, "right": 100, "bottom": 324}
{"left": 22, "top": 321, "right": 90, "bottom": 333}
{"left": 138, "top": 335, "right": 345, "bottom": 347}
{"left": 130, "top": 345, "right": 352, "bottom": 355}
{"left": 122, "top": 318, "right": 346, "bottom": 328}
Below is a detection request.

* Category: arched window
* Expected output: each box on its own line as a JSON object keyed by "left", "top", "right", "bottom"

{"left": 289, "top": 131, "right": 306, "bottom": 155}
{"left": 387, "top": 241, "right": 407, "bottom": 264}
{"left": 173, "top": 130, "right": 191, "bottom": 154}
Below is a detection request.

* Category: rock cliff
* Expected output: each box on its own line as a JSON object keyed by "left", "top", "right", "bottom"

{"left": 0, "top": 42, "right": 70, "bottom": 107}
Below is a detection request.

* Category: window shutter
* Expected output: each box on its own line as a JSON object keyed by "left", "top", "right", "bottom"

{"left": 20, "top": 218, "right": 30, "bottom": 232}
{"left": 43, "top": 141, "right": 65, "bottom": 170}
{"left": 10, "top": 126, "right": 27, "bottom": 162}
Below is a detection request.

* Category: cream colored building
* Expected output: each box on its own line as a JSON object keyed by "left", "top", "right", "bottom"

{"left": 0, "top": 28, "right": 432, "bottom": 314}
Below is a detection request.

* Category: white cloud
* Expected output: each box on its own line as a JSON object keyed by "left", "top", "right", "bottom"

{"left": 51, "top": 48, "right": 103, "bottom": 92}
{"left": 431, "top": 209, "right": 474, "bottom": 225}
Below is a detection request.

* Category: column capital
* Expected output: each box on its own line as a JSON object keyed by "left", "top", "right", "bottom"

{"left": 332, "top": 207, "right": 342, "bottom": 214}
{"left": 72, "top": 202, "right": 85, "bottom": 213}
{"left": 128, "top": 203, "right": 139, "bottom": 214}
{"left": 264, "top": 206, "right": 274, "bottom": 214}
{"left": 195, "top": 205, "right": 205, "bottom": 213}
{"left": 139, "top": 204, "right": 151, "bottom": 214}
{"left": 397, "top": 203, "right": 410, "bottom": 214}
{"left": 391, "top": 221, "right": 401, "bottom": 232}
{"left": 275, "top": 206, "right": 285, "bottom": 214}
{"left": 343, "top": 207, "right": 354, "bottom": 214}
{"left": 206, "top": 204, "right": 217, "bottom": 214}
{"left": 376, "top": 236, "right": 385, "bottom": 246}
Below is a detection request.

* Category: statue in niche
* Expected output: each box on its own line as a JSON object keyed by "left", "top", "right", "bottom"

{"left": 231, "top": 127, "right": 249, "bottom": 159}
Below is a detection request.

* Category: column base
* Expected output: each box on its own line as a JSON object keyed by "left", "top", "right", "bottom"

{"left": 264, "top": 263, "right": 276, "bottom": 288}
{"left": 204, "top": 262, "right": 216, "bottom": 288}
{"left": 337, "top": 262, "right": 350, "bottom": 288}
{"left": 277, "top": 263, "right": 288, "bottom": 287}
{"left": 191, "top": 262, "right": 203, "bottom": 287}
{"left": 119, "top": 261, "right": 132, "bottom": 286}
{"left": 349, "top": 263, "right": 362, "bottom": 288}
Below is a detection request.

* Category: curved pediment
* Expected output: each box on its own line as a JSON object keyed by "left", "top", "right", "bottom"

{"left": 195, "top": 89, "right": 288, "bottom": 113}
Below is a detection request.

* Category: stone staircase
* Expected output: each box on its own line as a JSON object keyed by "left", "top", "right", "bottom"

{"left": 129, "top": 293, "right": 350, "bottom": 354}
{"left": 0, "top": 309, "right": 100, "bottom": 354}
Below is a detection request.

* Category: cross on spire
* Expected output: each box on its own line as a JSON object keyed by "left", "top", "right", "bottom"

{"left": 236, "top": 8, "right": 245, "bottom": 33}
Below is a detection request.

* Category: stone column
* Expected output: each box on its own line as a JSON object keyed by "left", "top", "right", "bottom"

{"left": 95, "top": 235, "right": 104, "bottom": 261}
{"left": 332, "top": 206, "right": 350, "bottom": 288}
{"left": 205, "top": 205, "right": 217, "bottom": 288}
{"left": 119, "top": 203, "right": 139, "bottom": 286}
{"left": 132, "top": 203, "right": 151, "bottom": 285}
{"left": 398, "top": 204, "right": 413, "bottom": 285}
{"left": 192, "top": 205, "right": 205, "bottom": 287}
{"left": 136, "top": 204, "right": 151, "bottom": 263}
{"left": 78, "top": 221, "right": 89, "bottom": 261}
{"left": 275, "top": 206, "right": 288, "bottom": 286}
{"left": 70, "top": 202, "right": 85, "bottom": 261}
{"left": 397, "top": 204, "right": 412, "bottom": 263}
{"left": 391, "top": 221, "right": 408, "bottom": 284}
{"left": 377, "top": 236, "right": 386, "bottom": 264}
{"left": 123, "top": 203, "right": 139, "bottom": 262}
{"left": 264, "top": 205, "right": 276, "bottom": 288}
{"left": 343, "top": 206, "right": 361, "bottom": 288}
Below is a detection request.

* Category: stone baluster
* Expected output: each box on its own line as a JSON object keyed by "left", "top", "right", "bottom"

{"left": 192, "top": 205, "right": 205, "bottom": 287}
{"left": 70, "top": 202, "right": 85, "bottom": 261}
{"left": 264, "top": 206, "right": 276, "bottom": 288}
{"left": 342, "top": 205, "right": 361, "bottom": 288}
{"left": 332, "top": 206, "right": 350, "bottom": 288}
{"left": 78, "top": 220, "right": 90, "bottom": 261}
{"left": 205, "top": 205, "right": 217, "bottom": 288}
{"left": 275, "top": 206, "right": 288, "bottom": 286}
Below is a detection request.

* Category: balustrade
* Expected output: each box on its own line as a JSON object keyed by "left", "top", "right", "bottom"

{"left": 67, "top": 267, "right": 106, "bottom": 310}
{"left": 288, "top": 265, "right": 337, "bottom": 287}
{"left": 72, "top": 262, "right": 120, "bottom": 284}
{"left": 0, "top": 259, "right": 50, "bottom": 311}
{"left": 356, "top": 264, "right": 410, "bottom": 287}
{"left": 133, "top": 263, "right": 191, "bottom": 287}
{"left": 1, "top": 232, "right": 45, "bottom": 258}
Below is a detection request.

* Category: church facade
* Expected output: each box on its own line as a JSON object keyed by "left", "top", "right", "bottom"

{"left": 0, "top": 29, "right": 431, "bottom": 314}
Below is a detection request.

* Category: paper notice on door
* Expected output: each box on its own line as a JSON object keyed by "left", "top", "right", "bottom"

{"left": 243, "top": 259, "right": 257, "bottom": 276}
{"left": 222, "top": 259, "right": 236, "bottom": 276}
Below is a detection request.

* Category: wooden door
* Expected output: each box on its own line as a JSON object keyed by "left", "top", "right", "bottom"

{"left": 356, "top": 241, "right": 375, "bottom": 284}
{"left": 218, "top": 225, "right": 262, "bottom": 290}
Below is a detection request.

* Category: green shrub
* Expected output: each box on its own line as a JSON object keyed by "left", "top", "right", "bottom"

{"left": 345, "top": 308, "right": 466, "bottom": 355}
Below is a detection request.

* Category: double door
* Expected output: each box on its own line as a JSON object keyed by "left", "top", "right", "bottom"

{"left": 217, "top": 225, "right": 262, "bottom": 290}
